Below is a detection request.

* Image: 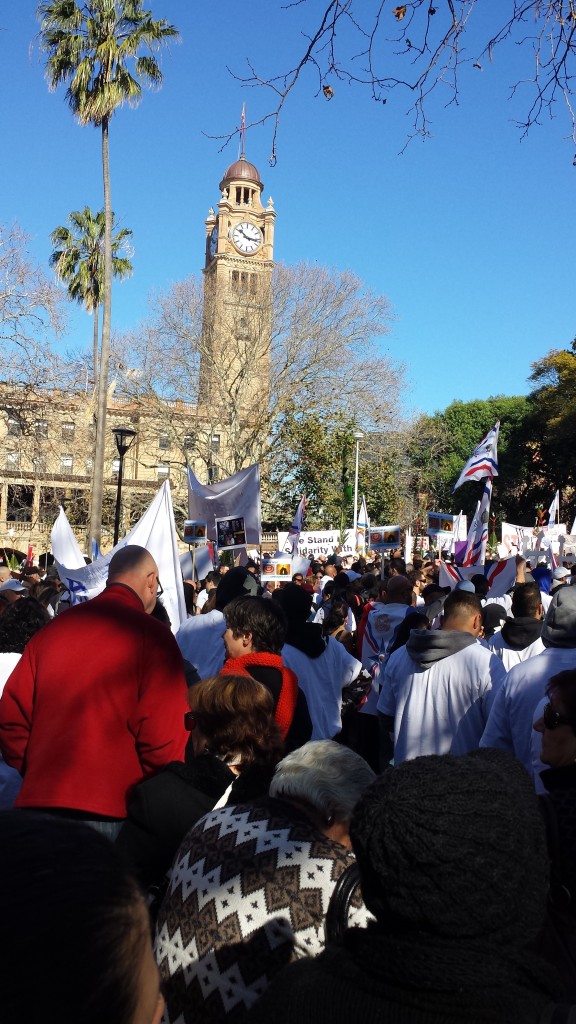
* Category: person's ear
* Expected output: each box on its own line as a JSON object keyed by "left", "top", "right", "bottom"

{"left": 242, "top": 631, "right": 253, "bottom": 649}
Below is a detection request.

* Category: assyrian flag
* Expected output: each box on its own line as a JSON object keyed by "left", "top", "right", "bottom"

{"left": 356, "top": 495, "right": 369, "bottom": 554}
{"left": 440, "top": 556, "right": 516, "bottom": 599}
{"left": 283, "top": 495, "right": 306, "bottom": 558}
{"left": 462, "top": 479, "right": 492, "bottom": 566}
{"left": 548, "top": 490, "right": 559, "bottom": 525}
{"left": 452, "top": 421, "right": 499, "bottom": 492}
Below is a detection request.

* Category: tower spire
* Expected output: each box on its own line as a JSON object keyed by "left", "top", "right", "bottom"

{"left": 239, "top": 103, "right": 246, "bottom": 159}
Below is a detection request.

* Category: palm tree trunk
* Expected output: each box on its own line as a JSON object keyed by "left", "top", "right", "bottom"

{"left": 92, "top": 302, "right": 99, "bottom": 385}
{"left": 89, "top": 116, "right": 112, "bottom": 550}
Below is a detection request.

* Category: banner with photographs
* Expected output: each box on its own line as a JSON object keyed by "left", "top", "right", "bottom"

{"left": 261, "top": 557, "right": 292, "bottom": 580}
{"left": 183, "top": 520, "right": 208, "bottom": 544}
{"left": 370, "top": 526, "right": 401, "bottom": 551}
{"left": 427, "top": 512, "right": 456, "bottom": 536}
{"left": 215, "top": 515, "right": 247, "bottom": 550}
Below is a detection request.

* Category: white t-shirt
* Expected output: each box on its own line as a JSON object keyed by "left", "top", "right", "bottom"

{"left": 196, "top": 589, "right": 209, "bottom": 611}
{"left": 176, "top": 609, "right": 226, "bottom": 680}
{"left": 480, "top": 647, "right": 576, "bottom": 773}
{"left": 378, "top": 641, "right": 506, "bottom": 763}
{"left": 487, "top": 632, "right": 545, "bottom": 672}
{"left": 313, "top": 604, "right": 355, "bottom": 633}
{"left": 281, "top": 638, "right": 361, "bottom": 740}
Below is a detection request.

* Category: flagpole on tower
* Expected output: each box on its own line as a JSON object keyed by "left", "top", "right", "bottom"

{"left": 239, "top": 103, "right": 246, "bottom": 159}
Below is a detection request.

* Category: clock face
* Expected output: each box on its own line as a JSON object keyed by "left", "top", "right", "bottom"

{"left": 232, "top": 221, "right": 262, "bottom": 254}
{"left": 209, "top": 225, "right": 218, "bottom": 258}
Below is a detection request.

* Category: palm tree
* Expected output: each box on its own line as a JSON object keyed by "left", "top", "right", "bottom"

{"left": 38, "top": 0, "right": 178, "bottom": 547}
{"left": 50, "top": 207, "right": 133, "bottom": 383}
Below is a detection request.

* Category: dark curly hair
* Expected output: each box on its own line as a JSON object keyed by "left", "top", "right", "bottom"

{"left": 188, "top": 674, "right": 284, "bottom": 769}
{"left": 0, "top": 597, "right": 51, "bottom": 653}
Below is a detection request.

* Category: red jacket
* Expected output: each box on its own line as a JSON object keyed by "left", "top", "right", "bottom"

{"left": 0, "top": 583, "right": 188, "bottom": 817}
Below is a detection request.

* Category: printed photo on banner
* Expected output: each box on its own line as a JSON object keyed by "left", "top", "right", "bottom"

{"left": 261, "top": 557, "right": 292, "bottom": 579}
{"left": 215, "top": 515, "right": 247, "bottom": 550}
{"left": 370, "top": 526, "right": 401, "bottom": 550}
{"left": 183, "top": 520, "right": 208, "bottom": 543}
{"left": 427, "top": 512, "right": 455, "bottom": 536}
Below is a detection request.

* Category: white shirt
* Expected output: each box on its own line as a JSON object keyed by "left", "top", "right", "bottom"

{"left": 196, "top": 589, "right": 209, "bottom": 611}
{"left": 176, "top": 609, "right": 226, "bottom": 680}
{"left": 313, "top": 604, "right": 355, "bottom": 633}
{"left": 281, "top": 638, "right": 361, "bottom": 740}
{"left": 487, "top": 632, "right": 545, "bottom": 672}
{"left": 480, "top": 647, "right": 576, "bottom": 773}
{"left": 378, "top": 640, "right": 506, "bottom": 763}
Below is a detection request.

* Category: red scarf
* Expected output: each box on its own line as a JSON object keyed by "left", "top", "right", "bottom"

{"left": 220, "top": 651, "right": 298, "bottom": 740}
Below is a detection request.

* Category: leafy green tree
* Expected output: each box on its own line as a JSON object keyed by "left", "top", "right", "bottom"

{"left": 527, "top": 339, "right": 576, "bottom": 521}
{"left": 38, "top": 0, "right": 178, "bottom": 545}
{"left": 50, "top": 207, "right": 132, "bottom": 382}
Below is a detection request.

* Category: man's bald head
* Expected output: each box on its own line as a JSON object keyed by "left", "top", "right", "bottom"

{"left": 107, "top": 545, "right": 159, "bottom": 613}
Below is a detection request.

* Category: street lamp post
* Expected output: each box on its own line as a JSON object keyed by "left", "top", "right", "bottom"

{"left": 353, "top": 429, "right": 364, "bottom": 548}
{"left": 112, "top": 426, "right": 137, "bottom": 546}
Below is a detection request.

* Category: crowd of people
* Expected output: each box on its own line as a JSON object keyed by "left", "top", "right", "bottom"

{"left": 0, "top": 542, "right": 575, "bottom": 1022}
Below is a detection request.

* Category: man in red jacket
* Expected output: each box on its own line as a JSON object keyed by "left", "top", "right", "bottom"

{"left": 0, "top": 545, "right": 188, "bottom": 837}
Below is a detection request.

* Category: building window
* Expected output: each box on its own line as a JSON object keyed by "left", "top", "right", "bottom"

{"left": 35, "top": 419, "right": 48, "bottom": 439}
{"left": 231, "top": 271, "right": 257, "bottom": 295}
{"left": 207, "top": 465, "right": 219, "bottom": 484}
{"left": 112, "top": 458, "right": 121, "bottom": 475}
{"left": 60, "top": 454, "right": 73, "bottom": 474}
{"left": 62, "top": 422, "right": 75, "bottom": 442}
{"left": 5, "top": 451, "right": 20, "bottom": 470}
{"left": 183, "top": 434, "right": 194, "bottom": 451}
{"left": 211, "top": 434, "right": 220, "bottom": 453}
{"left": 7, "top": 415, "right": 22, "bottom": 437}
{"left": 157, "top": 463, "right": 169, "bottom": 480}
{"left": 158, "top": 433, "right": 170, "bottom": 450}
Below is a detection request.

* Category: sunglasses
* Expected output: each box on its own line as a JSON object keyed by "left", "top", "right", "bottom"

{"left": 184, "top": 711, "right": 200, "bottom": 731}
{"left": 543, "top": 702, "right": 571, "bottom": 731}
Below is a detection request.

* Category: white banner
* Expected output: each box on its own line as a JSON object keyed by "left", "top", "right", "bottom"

{"left": 50, "top": 507, "right": 86, "bottom": 569}
{"left": 277, "top": 529, "right": 354, "bottom": 558}
{"left": 55, "top": 481, "right": 185, "bottom": 632}
{"left": 501, "top": 522, "right": 536, "bottom": 556}
{"left": 187, "top": 464, "right": 261, "bottom": 546}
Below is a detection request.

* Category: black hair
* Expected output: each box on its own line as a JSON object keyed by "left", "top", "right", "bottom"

{"left": 0, "top": 597, "right": 51, "bottom": 653}
{"left": 0, "top": 812, "right": 148, "bottom": 1024}
{"left": 511, "top": 582, "right": 542, "bottom": 619}
{"left": 470, "top": 573, "right": 490, "bottom": 598}
{"left": 322, "top": 596, "right": 350, "bottom": 635}
{"left": 182, "top": 581, "right": 196, "bottom": 616}
{"left": 224, "top": 594, "right": 287, "bottom": 654}
{"left": 442, "top": 589, "right": 483, "bottom": 620}
{"left": 388, "top": 611, "right": 430, "bottom": 654}
{"left": 150, "top": 599, "right": 171, "bottom": 627}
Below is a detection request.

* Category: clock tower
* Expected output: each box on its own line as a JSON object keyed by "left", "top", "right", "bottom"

{"left": 199, "top": 153, "right": 276, "bottom": 462}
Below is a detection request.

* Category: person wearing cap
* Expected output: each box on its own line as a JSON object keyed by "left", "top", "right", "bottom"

{"left": 377, "top": 589, "right": 506, "bottom": 764}
{"left": 0, "top": 579, "right": 27, "bottom": 614}
{"left": 0, "top": 545, "right": 188, "bottom": 835}
{"left": 550, "top": 565, "right": 571, "bottom": 599}
{"left": 246, "top": 749, "right": 561, "bottom": 1023}
{"left": 481, "top": 585, "right": 576, "bottom": 776}
{"left": 176, "top": 567, "right": 259, "bottom": 680}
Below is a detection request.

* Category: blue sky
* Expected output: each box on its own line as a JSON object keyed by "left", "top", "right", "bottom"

{"left": 2, "top": 2, "right": 575, "bottom": 417}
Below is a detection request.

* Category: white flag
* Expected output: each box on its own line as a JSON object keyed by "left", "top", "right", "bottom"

{"left": 50, "top": 507, "right": 86, "bottom": 569}
{"left": 548, "top": 490, "right": 559, "bottom": 525}
{"left": 54, "top": 481, "right": 185, "bottom": 632}
{"left": 452, "top": 422, "right": 499, "bottom": 492}
{"left": 356, "top": 495, "right": 369, "bottom": 554}
{"left": 187, "top": 464, "right": 261, "bottom": 545}
{"left": 282, "top": 495, "right": 306, "bottom": 557}
{"left": 462, "top": 479, "right": 492, "bottom": 566}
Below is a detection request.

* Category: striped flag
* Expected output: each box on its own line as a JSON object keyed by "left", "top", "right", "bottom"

{"left": 548, "top": 489, "right": 559, "bottom": 525}
{"left": 356, "top": 495, "right": 369, "bottom": 554}
{"left": 452, "top": 421, "right": 499, "bottom": 492}
{"left": 283, "top": 495, "right": 306, "bottom": 558}
{"left": 462, "top": 479, "right": 492, "bottom": 566}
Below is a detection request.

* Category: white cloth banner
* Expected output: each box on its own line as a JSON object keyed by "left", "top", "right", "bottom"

{"left": 55, "top": 481, "right": 186, "bottom": 632}
{"left": 501, "top": 522, "right": 536, "bottom": 556}
{"left": 277, "top": 529, "right": 354, "bottom": 558}
{"left": 50, "top": 507, "right": 86, "bottom": 569}
{"left": 187, "top": 464, "right": 261, "bottom": 546}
